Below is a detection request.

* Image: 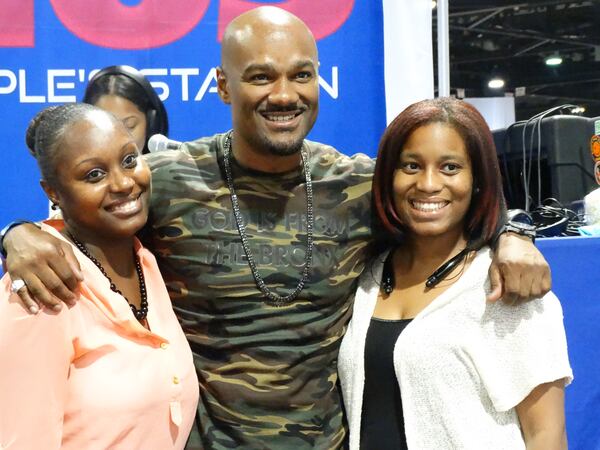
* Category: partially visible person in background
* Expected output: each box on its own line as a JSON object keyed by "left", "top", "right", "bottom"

{"left": 0, "top": 103, "right": 197, "bottom": 449}
{"left": 83, "top": 65, "right": 169, "bottom": 154}
{"left": 338, "top": 97, "right": 572, "bottom": 450}
{"left": 591, "top": 133, "right": 600, "bottom": 185}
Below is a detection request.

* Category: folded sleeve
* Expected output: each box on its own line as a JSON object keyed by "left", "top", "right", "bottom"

{"left": 0, "top": 277, "right": 73, "bottom": 449}
{"left": 473, "top": 291, "right": 573, "bottom": 412}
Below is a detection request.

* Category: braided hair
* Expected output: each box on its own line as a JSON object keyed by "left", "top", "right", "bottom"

{"left": 25, "top": 103, "right": 98, "bottom": 185}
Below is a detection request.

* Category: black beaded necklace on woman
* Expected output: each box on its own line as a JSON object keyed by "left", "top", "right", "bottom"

{"left": 67, "top": 232, "right": 148, "bottom": 321}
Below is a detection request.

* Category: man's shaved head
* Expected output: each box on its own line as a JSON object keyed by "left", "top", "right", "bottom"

{"left": 221, "top": 7, "right": 317, "bottom": 71}
{"left": 216, "top": 7, "right": 320, "bottom": 172}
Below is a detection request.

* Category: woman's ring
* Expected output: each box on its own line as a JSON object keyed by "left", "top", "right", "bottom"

{"left": 10, "top": 279, "right": 26, "bottom": 293}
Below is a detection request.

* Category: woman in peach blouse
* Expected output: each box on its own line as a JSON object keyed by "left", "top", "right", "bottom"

{"left": 0, "top": 104, "right": 198, "bottom": 449}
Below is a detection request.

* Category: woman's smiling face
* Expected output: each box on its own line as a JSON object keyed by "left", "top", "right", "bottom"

{"left": 392, "top": 122, "right": 473, "bottom": 240}
{"left": 47, "top": 110, "right": 151, "bottom": 242}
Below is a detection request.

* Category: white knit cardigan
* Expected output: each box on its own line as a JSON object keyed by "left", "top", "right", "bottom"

{"left": 338, "top": 247, "right": 572, "bottom": 450}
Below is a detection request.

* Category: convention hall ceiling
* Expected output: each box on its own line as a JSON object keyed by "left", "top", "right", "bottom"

{"left": 439, "top": 0, "right": 600, "bottom": 119}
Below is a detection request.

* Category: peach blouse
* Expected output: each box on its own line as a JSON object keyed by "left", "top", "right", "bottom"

{"left": 0, "top": 222, "right": 199, "bottom": 449}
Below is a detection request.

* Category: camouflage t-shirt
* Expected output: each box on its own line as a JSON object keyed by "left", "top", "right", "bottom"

{"left": 144, "top": 133, "right": 375, "bottom": 449}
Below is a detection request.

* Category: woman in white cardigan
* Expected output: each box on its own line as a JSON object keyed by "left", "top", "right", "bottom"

{"left": 338, "top": 97, "right": 572, "bottom": 450}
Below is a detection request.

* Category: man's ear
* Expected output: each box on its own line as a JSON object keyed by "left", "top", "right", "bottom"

{"left": 40, "top": 179, "right": 59, "bottom": 206}
{"left": 216, "top": 67, "right": 231, "bottom": 104}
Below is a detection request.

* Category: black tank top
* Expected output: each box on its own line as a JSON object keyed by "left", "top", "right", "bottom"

{"left": 360, "top": 317, "right": 412, "bottom": 450}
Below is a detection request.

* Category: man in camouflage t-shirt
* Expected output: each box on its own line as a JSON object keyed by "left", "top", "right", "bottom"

{"left": 143, "top": 7, "right": 373, "bottom": 449}
{"left": 146, "top": 134, "right": 373, "bottom": 449}
{"left": 142, "top": 8, "right": 375, "bottom": 448}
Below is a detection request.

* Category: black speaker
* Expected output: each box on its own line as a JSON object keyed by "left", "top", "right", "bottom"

{"left": 493, "top": 115, "right": 596, "bottom": 209}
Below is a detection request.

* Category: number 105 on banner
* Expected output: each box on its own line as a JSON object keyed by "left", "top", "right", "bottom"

{"left": 0, "top": 0, "right": 354, "bottom": 48}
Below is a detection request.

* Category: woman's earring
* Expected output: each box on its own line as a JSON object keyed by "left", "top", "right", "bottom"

{"left": 474, "top": 187, "right": 480, "bottom": 195}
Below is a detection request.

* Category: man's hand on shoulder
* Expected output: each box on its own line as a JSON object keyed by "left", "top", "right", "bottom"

{"left": 4, "top": 223, "right": 82, "bottom": 313}
{"left": 487, "top": 232, "right": 551, "bottom": 303}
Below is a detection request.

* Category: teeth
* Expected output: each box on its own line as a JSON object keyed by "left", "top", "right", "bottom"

{"left": 411, "top": 201, "right": 447, "bottom": 212}
{"left": 109, "top": 199, "right": 139, "bottom": 214}
{"left": 266, "top": 114, "right": 296, "bottom": 122}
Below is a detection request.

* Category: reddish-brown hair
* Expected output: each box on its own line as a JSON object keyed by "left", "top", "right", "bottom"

{"left": 372, "top": 97, "right": 506, "bottom": 247}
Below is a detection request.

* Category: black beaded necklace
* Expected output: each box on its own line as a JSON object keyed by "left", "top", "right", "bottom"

{"left": 68, "top": 232, "right": 148, "bottom": 321}
{"left": 221, "top": 131, "right": 314, "bottom": 306}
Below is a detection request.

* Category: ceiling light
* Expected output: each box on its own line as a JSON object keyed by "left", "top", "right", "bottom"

{"left": 545, "top": 55, "right": 563, "bottom": 66}
{"left": 488, "top": 78, "right": 505, "bottom": 89}
{"left": 431, "top": 1, "right": 437, "bottom": 9}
